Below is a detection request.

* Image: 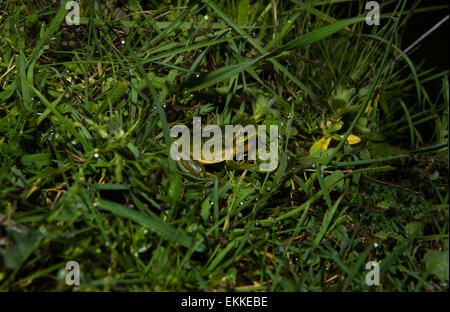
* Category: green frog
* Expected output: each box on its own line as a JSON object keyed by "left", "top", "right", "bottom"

{"left": 175, "top": 127, "right": 257, "bottom": 178}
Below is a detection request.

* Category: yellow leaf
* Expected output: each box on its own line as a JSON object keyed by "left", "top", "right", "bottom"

{"left": 310, "top": 137, "right": 332, "bottom": 154}
{"left": 340, "top": 134, "right": 361, "bottom": 145}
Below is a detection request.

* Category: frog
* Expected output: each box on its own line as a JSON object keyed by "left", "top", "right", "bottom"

{"left": 174, "top": 126, "right": 257, "bottom": 178}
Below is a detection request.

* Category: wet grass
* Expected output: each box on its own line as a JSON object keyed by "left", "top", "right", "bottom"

{"left": 0, "top": 0, "right": 448, "bottom": 291}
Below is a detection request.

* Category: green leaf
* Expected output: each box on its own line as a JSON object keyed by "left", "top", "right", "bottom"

{"left": 97, "top": 200, "right": 205, "bottom": 252}
{"left": 237, "top": 0, "right": 249, "bottom": 25}
{"left": 206, "top": 242, "right": 235, "bottom": 274}
{"left": 201, "top": 198, "right": 211, "bottom": 222}
{"left": 324, "top": 170, "right": 345, "bottom": 190}
{"left": 424, "top": 250, "right": 449, "bottom": 281}
{"left": 106, "top": 81, "right": 130, "bottom": 105}
{"left": 21, "top": 153, "right": 51, "bottom": 168}
{"left": 2, "top": 231, "right": 41, "bottom": 270}
{"left": 90, "top": 184, "right": 131, "bottom": 190}
{"left": 405, "top": 222, "right": 424, "bottom": 238}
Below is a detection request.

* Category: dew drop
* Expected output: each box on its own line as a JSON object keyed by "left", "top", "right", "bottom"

{"left": 138, "top": 246, "right": 148, "bottom": 253}
{"left": 94, "top": 153, "right": 99, "bottom": 159}
{"left": 121, "top": 40, "right": 125, "bottom": 45}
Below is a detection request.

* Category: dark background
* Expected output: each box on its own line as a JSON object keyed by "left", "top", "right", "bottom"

{"left": 404, "top": 0, "right": 449, "bottom": 101}
{"left": 341, "top": 0, "right": 448, "bottom": 99}
{"left": 403, "top": 0, "right": 448, "bottom": 71}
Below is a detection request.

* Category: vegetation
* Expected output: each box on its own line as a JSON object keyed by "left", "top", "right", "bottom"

{"left": 0, "top": 0, "right": 448, "bottom": 291}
